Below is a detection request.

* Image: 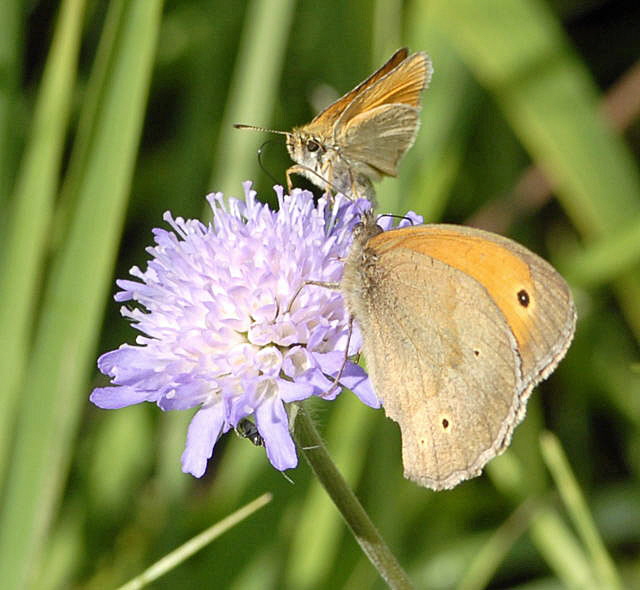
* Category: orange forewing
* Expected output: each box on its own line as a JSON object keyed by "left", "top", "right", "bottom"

{"left": 336, "top": 52, "right": 431, "bottom": 128}
{"left": 369, "top": 226, "right": 536, "bottom": 352}
{"left": 308, "top": 48, "right": 411, "bottom": 130}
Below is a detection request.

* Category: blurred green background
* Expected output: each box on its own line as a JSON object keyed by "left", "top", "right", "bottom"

{"left": 1, "top": 0, "right": 639, "bottom": 588}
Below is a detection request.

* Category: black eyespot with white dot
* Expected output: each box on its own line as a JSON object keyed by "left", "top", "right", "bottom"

{"left": 517, "top": 289, "right": 530, "bottom": 307}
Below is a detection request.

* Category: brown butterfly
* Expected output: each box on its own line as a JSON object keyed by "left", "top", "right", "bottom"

{"left": 235, "top": 48, "right": 432, "bottom": 201}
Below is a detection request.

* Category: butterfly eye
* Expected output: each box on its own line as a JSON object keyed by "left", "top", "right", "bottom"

{"left": 306, "top": 140, "right": 320, "bottom": 152}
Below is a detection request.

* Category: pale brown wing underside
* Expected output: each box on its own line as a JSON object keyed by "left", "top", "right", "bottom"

{"left": 341, "top": 223, "right": 576, "bottom": 490}
{"left": 358, "top": 252, "right": 521, "bottom": 490}
{"left": 370, "top": 224, "right": 577, "bottom": 386}
{"left": 338, "top": 104, "right": 421, "bottom": 176}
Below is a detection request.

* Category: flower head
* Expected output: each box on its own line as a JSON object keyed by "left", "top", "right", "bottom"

{"left": 91, "top": 183, "right": 381, "bottom": 476}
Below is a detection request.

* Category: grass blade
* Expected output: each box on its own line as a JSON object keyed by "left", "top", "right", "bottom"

{"left": 0, "top": 2, "right": 163, "bottom": 587}
{"left": 0, "top": 0, "right": 87, "bottom": 490}
{"left": 540, "top": 432, "right": 623, "bottom": 590}
{"left": 210, "top": 0, "right": 296, "bottom": 198}
{"left": 116, "top": 493, "right": 272, "bottom": 590}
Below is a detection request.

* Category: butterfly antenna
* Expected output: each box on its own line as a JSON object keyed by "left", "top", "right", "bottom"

{"left": 233, "top": 123, "right": 290, "bottom": 136}
{"left": 376, "top": 213, "right": 416, "bottom": 226}
{"left": 256, "top": 140, "right": 281, "bottom": 186}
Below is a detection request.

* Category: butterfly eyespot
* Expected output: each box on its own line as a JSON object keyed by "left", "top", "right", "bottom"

{"left": 306, "top": 140, "right": 320, "bottom": 152}
{"left": 517, "top": 289, "right": 530, "bottom": 307}
{"left": 473, "top": 349, "right": 480, "bottom": 357}
{"left": 441, "top": 418, "right": 450, "bottom": 429}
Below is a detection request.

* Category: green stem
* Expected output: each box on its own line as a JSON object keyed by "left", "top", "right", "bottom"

{"left": 292, "top": 404, "right": 415, "bottom": 590}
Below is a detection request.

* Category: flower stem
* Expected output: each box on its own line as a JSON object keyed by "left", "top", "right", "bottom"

{"left": 292, "top": 404, "right": 415, "bottom": 590}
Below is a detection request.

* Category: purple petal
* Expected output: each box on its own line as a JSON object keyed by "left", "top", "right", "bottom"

{"left": 255, "top": 397, "right": 297, "bottom": 471}
{"left": 224, "top": 380, "right": 259, "bottom": 424}
{"left": 277, "top": 378, "right": 317, "bottom": 402}
{"left": 294, "top": 367, "right": 334, "bottom": 394}
{"left": 90, "top": 185, "right": 390, "bottom": 480}
{"left": 90, "top": 385, "right": 154, "bottom": 409}
{"left": 338, "top": 362, "right": 380, "bottom": 408}
{"left": 312, "top": 352, "right": 379, "bottom": 407}
{"left": 158, "top": 379, "right": 211, "bottom": 410}
{"left": 97, "top": 346, "right": 156, "bottom": 383}
{"left": 181, "top": 404, "right": 226, "bottom": 477}
{"left": 313, "top": 351, "right": 345, "bottom": 375}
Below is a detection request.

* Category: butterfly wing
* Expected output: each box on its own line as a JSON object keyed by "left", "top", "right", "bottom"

{"left": 308, "top": 48, "right": 411, "bottom": 130}
{"left": 374, "top": 225, "right": 577, "bottom": 386}
{"left": 337, "top": 104, "right": 421, "bottom": 177}
{"left": 335, "top": 51, "right": 431, "bottom": 131}
{"left": 342, "top": 224, "right": 575, "bottom": 490}
{"left": 333, "top": 51, "right": 431, "bottom": 176}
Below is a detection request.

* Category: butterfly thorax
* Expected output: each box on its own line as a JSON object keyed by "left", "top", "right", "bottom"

{"left": 341, "top": 214, "right": 384, "bottom": 311}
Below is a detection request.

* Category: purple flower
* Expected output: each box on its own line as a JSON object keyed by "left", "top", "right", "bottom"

{"left": 91, "top": 183, "right": 382, "bottom": 477}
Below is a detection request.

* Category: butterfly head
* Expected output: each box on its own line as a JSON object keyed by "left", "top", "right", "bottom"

{"left": 286, "top": 128, "right": 332, "bottom": 170}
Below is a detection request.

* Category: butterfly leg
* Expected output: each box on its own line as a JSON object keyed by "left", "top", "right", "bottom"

{"left": 286, "top": 165, "right": 316, "bottom": 192}
{"left": 287, "top": 164, "right": 338, "bottom": 197}
{"left": 285, "top": 166, "right": 297, "bottom": 192}
{"left": 285, "top": 279, "right": 340, "bottom": 314}
{"left": 322, "top": 315, "right": 356, "bottom": 399}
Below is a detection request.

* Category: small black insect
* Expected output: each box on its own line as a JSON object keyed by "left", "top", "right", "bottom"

{"left": 236, "top": 419, "right": 264, "bottom": 447}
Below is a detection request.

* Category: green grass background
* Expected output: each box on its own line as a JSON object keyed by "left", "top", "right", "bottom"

{"left": 0, "top": 1, "right": 638, "bottom": 588}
